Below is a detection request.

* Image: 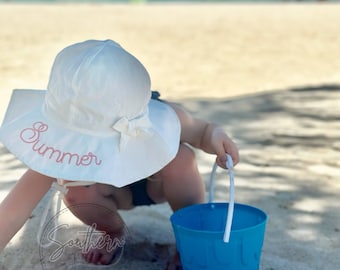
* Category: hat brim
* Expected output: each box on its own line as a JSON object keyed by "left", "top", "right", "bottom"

{"left": 0, "top": 89, "right": 180, "bottom": 187}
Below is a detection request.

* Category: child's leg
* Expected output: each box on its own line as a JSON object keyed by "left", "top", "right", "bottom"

{"left": 147, "top": 144, "right": 205, "bottom": 270}
{"left": 62, "top": 184, "right": 133, "bottom": 265}
{"left": 62, "top": 143, "right": 203, "bottom": 267}
{"left": 148, "top": 143, "right": 205, "bottom": 211}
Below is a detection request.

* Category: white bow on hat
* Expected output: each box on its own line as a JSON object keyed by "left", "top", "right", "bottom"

{"left": 112, "top": 107, "right": 152, "bottom": 150}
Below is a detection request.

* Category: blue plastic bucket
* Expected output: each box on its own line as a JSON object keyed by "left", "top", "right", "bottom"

{"left": 170, "top": 156, "right": 267, "bottom": 270}
{"left": 171, "top": 202, "right": 267, "bottom": 270}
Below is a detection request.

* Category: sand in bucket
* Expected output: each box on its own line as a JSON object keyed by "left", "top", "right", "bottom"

{"left": 170, "top": 155, "right": 267, "bottom": 270}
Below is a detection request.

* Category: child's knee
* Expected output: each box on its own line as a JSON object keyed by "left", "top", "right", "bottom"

{"left": 175, "top": 144, "right": 197, "bottom": 171}
{"left": 63, "top": 185, "right": 97, "bottom": 206}
{"left": 180, "top": 144, "right": 196, "bottom": 164}
{"left": 163, "top": 144, "right": 197, "bottom": 178}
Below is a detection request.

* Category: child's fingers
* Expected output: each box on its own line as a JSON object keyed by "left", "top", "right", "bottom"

{"left": 215, "top": 142, "right": 239, "bottom": 169}
{"left": 216, "top": 155, "right": 227, "bottom": 169}
{"left": 224, "top": 140, "right": 239, "bottom": 166}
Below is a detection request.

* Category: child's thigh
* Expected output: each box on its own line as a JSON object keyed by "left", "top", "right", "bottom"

{"left": 159, "top": 143, "right": 198, "bottom": 178}
{"left": 63, "top": 182, "right": 133, "bottom": 210}
{"left": 147, "top": 144, "right": 199, "bottom": 201}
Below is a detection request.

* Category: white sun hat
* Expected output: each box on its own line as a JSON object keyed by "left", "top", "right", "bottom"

{"left": 0, "top": 39, "right": 180, "bottom": 187}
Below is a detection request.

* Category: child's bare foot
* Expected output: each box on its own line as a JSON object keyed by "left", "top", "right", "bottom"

{"left": 167, "top": 251, "right": 182, "bottom": 270}
{"left": 83, "top": 245, "right": 124, "bottom": 265}
{"left": 82, "top": 231, "right": 125, "bottom": 265}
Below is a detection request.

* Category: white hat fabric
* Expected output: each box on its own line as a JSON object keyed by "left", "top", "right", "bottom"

{"left": 0, "top": 40, "right": 180, "bottom": 187}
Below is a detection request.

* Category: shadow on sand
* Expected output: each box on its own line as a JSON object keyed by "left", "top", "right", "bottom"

{"left": 181, "top": 83, "right": 340, "bottom": 270}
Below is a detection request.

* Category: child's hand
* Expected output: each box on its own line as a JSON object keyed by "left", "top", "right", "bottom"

{"left": 209, "top": 127, "right": 239, "bottom": 169}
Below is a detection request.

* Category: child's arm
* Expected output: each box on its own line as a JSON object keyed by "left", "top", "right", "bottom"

{"left": 169, "top": 102, "right": 239, "bottom": 168}
{"left": 0, "top": 169, "right": 55, "bottom": 253}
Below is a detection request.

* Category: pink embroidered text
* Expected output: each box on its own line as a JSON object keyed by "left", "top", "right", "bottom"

{"left": 20, "top": 122, "right": 102, "bottom": 167}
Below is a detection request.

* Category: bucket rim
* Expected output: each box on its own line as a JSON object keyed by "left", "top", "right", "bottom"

{"left": 170, "top": 202, "right": 267, "bottom": 235}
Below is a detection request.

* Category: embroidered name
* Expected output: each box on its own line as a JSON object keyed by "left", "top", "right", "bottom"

{"left": 20, "top": 122, "right": 102, "bottom": 167}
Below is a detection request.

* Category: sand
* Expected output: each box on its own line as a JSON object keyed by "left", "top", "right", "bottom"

{"left": 0, "top": 2, "right": 339, "bottom": 270}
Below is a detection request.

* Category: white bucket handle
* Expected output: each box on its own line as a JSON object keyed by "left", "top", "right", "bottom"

{"left": 208, "top": 154, "right": 235, "bottom": 243}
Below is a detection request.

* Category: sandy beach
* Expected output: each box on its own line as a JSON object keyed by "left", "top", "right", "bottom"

{"left": 0, "top": 2, "right": 340, "bottom": 270}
